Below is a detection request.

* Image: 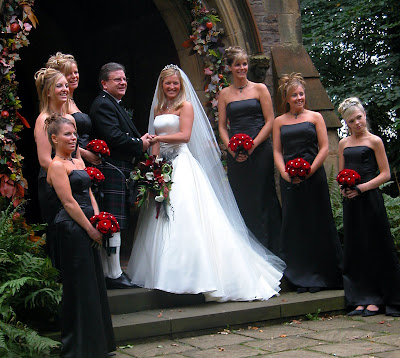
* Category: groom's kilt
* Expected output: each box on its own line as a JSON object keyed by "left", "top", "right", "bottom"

{"left": 98, "top": 158, "right": 133, "bottom": 230}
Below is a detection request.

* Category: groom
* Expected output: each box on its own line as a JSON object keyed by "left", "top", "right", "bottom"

{"left": 90, "top": 62, "right": 151, "bottom": 289}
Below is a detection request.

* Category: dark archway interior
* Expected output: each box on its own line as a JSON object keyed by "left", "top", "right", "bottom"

{"left": 16, "top": 0, "right": 180, "bottom": 222}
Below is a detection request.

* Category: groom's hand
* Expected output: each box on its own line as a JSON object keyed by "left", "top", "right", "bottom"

{"left": 141, "top": 133, "right": 151, "bottom": 151}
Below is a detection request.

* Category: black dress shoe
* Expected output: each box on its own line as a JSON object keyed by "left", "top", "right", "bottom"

{"left": 105, "top": 272, "right": 138, "bottom": 289}
{"left": 362, "top": 309, "right": 380, "bottom": 317}
{"left": 347, "top": 309, "right": 365, "bottom": 316}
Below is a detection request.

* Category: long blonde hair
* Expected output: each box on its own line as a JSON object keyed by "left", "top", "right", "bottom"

{"left": 155, "top": 67, "right": 186, "bottom": 114}
{"left": 278, "top": 72, "right": 306, "bottom": 113}
{"left": 34, "top": 68, "right": 66, "bottom": 115}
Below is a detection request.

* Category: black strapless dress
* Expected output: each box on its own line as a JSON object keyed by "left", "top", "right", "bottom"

{"left": 342, "top": 146, "right": 400, "bottom": 308}
{"left": 280, "top": 122, "right": 343, "bottom": 289}
{"left": 52, "top": 170, "right": 115, "bottom": 357}
{"left": 72, "top": 112, "right": 92, "bottom": 149}
{"left": 226, "top": 99, "right": 282, "bottom": 254}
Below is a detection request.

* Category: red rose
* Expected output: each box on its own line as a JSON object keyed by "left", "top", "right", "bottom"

{"left": 336, "top": 169, "right": 361, "bottom": 188}
{"left": 86, "top": 139, "right": 110, "bottom": 157}
{"left": 97, "top": 219, "right": 112, "bottom": 234}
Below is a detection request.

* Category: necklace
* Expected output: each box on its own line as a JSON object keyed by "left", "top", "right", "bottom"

{"left": 56, "top": 154, "right": 75, "bottom": 165}
{"left": 290, "top": 109, "right": 304, "bottom": 119}
{"left": 166, "top": 100, "right": 175, "bottom": 112}
{"left": 234, "top": 81, "right": 248, "bottom": 93}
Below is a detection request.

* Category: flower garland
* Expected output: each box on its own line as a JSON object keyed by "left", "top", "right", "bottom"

{"left": 182, "top": 0, "right": 229, "bottom": 130}
{"left": 0, "top": 0, "right": 37, "bottom": 205}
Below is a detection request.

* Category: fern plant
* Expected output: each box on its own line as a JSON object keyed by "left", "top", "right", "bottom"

{"left": 0, "top": 202, "right": 62, "bottom": 357}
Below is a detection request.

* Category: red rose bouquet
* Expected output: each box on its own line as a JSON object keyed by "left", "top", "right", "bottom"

{"left": 285, "top": 158, "right": 311, "bottom": 181}
{"left": 86, "top": 139, "right": 125, "bottom": 179}
{"left": 85, "top": 167, "right": 105, "bottom": 183}
{"left": 85, "top": 166, "right": 105, "bottom": 197}
{"left": 90, "top": 211, "right": 120, "bottom": 253}
{"left": 129, "top": 154, "right": 173, "bottom": 219}
{"left": 86, "top": 139, "right": 110, "bottom": 158}
{"left": 228, "top": 133, "right": 254, "bottom": 159}
{"left": 336, "top": 169, "right": 361, "bottom": 190}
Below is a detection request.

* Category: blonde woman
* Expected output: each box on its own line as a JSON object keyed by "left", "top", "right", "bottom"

{"left": 127, "top": 65, "right": 285, "bottom": 302}
{"left": 218, "top": 46, "right": 281, "bottom": 254}
{"left": 273, "top": 73, "right": 343, "bottom": 293}
{"left": 34, "top": 68, "right": 79, "bottom": 269}
{"left": 46, "top": 52, "right": 100, "bottom": 165}
{"left": 338, "top": 97, "right": 400, "bottom": 317}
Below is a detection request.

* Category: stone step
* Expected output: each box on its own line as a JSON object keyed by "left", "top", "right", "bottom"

{"left": 112, "top": 289, "right": 346, "bottom": 344}
{"left": 107, "top": 287, "right": 205, "bottom": 315}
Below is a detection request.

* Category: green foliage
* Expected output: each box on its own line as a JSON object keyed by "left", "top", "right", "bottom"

{"left": 0, "top": 202, "right": 61, "bottom": 357}
{"left": 382, "top": 192, "right": 400, "bottom": 253}
{"left": 306, "top": 309, "right": 321, "bottom": 321}
{"left": 301, "top": 0, "right": 400, "bottom": 170}
{"left": 328, "top": 167, "right": 344, "bottom": 242}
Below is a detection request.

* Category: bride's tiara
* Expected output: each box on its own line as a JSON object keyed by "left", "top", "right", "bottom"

{"left": 163, "top": 64, "right": 179, "bottom": 71}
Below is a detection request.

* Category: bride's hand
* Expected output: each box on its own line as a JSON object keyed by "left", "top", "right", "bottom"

{"left": 149, "top": 135, "right": 158, "bottom": 145}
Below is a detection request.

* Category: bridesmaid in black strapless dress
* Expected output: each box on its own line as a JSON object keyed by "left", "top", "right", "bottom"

{"left": 226, "top": 99, "right": 282, "bottom": 253}
{"left": 273, "top": 73, "right": 343, "bottom": 293}
{"left": 219, "top": 46, "right": 281, "bottom": 254}
{"left": 46, "top": 115, "right": 115, "bottom": 357}
{"left": 338, "top": 97, "right": 400, "bottom": 317}
{"left": 279, "top": 122, "right": 343, "bottom": 289}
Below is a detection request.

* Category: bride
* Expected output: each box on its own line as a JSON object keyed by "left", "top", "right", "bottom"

{"left": 126, "top": 65, "right": 285, "bottom": 302}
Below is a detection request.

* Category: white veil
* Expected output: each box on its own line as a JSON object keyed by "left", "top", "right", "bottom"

{"left": 148, "top": 66, "right": 286, "bottom": 272}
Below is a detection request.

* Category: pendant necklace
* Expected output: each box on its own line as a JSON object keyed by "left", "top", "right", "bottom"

{"left": 56, "top": 154, "right": 75, "bottom": 165}
{"left": 234, "top": 81, "right": 248, "bottom": 93}
{"left": 291, "top": 109, "right": 304, "bottom": 119}
{"left": 166, "top": 100, "right": 175, "bottom": 112}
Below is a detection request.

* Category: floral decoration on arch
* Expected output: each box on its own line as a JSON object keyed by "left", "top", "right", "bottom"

{"left": 0, "top": 0, "right": 38, "bottom": 205}
{"left": 182, "top": 0, "right": 229, "bottom": 130}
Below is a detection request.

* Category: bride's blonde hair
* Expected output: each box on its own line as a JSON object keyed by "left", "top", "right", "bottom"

{"left": 155, "top": 67, "right": 186, "bottom": 114}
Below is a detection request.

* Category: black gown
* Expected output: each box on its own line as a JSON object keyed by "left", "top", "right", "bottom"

{"left": 72, "top": 112, "right": 92, "bottom": 149}
{"left": 52, "top": 170, "right": 115, "bottom": 357}
{"left": 342, "top": 146, "right": 400, "bottom": 309}
{"left": 226, "top": 99, "right": 282, "bottom": 254}
{"left": 279, "top": 121, "right": 343, "bottom": 289}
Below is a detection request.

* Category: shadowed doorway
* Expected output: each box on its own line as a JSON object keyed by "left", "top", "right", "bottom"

{"left": 16, "top": 0, "right": 181, "bottom": 223}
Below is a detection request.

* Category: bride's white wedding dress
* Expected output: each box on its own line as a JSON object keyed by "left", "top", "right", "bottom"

{"left": 127, "top": 114, "right": 284, "bottom": 302}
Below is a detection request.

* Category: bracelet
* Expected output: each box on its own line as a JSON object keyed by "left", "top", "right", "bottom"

{"left": 355, "top": 186, "right": 362, "bottom": 195}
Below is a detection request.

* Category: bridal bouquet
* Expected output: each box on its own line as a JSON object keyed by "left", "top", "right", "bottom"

{"left": 336, "top": 169, "right": 361, "bottom": 190}
{"left": 86, "top": 139, "right": 111, "bottom": 159}
{"left": 90, "top": 211, "right": 120, "bottom": 254}
{"left": 285, "top": 158, "right": 311, "bottom": 181}
{"left": 129, "top": 154, "right": 173, "bottom": 219}
{"left": 228, "top": 133, "right": 254, "bottom": 159}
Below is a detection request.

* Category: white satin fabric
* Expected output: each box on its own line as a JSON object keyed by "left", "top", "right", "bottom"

{"left": 127, "top": 114, "right": 283, "bottom": 302}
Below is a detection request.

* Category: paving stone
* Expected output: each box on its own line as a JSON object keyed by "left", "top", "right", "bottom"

{"left": 355, "top": 319, "right": 400, "bottom": 334}
{"left": 176, "top": 332, "right": 255, "bottom": 349}
{"left": 234, "top": 323, "right": 312, "bottom": 339}
{"left": 309, "top": 341, "right": 396, "bottom": 357}
{"left": 257, "top": 350, "right": 333, "bottom": 357}
{"left": 295, "top": 316, "right": 365, "bottom": 331}
{"left": 244, "top": 335, "right": 323, "bottom": 352}
{"left": 371, "top": 351, "right": 400, "bottom": 358}
{"left": 120, "top": 339, "right": 197, "bottom": 357}
{"left": 371, "top": 333, "right": 400, "bottom": 347}
{"left": 180, "top": 344, "right": 262, "bottom": 358}
{"left": 300, "top": 327, "right": 380, "bottom": 343}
